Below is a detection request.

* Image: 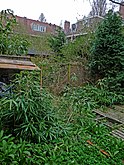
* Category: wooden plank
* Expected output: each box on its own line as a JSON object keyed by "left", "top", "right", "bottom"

{"left": 93, "top": 110, "right": 124, "bottom": 124}
{"left": 115, "top": 130, "right": 124, "bottom": 136}
{"left": 0, "top": 59, "right": 35, "bottom": 66}
{"left": 113, "top": 105, "right": 124, "bottom": 112}
{"left": 112, "top": 131, "right": 124, "bottom": 140}
{"left": 0, "top": 63, "right": 40, "bottom": 70}
{"left": 0, "top": 54, "right": 31, "bottom": 61}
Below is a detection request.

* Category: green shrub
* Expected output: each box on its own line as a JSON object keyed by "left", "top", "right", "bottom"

{"left": 0, "top": 71, "right": 65, "bottom": 143}
{"left": 0, "top": 9, "right": 29, "bottom": 55}
{"left": 89, "top": 10, "right": 124, "bottom": 93}
{"left": 61, "top": 34, "right": 93, "bottom": 62}
{"left": 49, "top": 28, "right": 66, "bottom": 55}
{"left": 97, "top": 73, "right": 124, "bottom": 94}
{"left": 90, "top": 10, "right": 124, "bottom": 77}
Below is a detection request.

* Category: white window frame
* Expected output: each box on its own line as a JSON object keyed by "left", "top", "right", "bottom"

{"left": 32, "top": 23, "right": 46, "bottom": 32}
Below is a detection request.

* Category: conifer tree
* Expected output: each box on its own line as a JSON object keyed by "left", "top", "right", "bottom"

{"left": 90, "top": 10, "right": 124, "bottom": 92}
{"left": 90, "top": 10, "right": 124, "bottom": 76}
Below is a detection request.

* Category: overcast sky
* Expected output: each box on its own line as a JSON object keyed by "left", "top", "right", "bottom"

{"left": 0, "top": 0, "right": 92, "bottom": 25}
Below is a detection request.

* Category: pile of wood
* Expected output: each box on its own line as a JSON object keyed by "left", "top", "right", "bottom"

{"left": 0, "top": 55, "right": 40, "bottom": 70}
{"left": 0, "top": 55, "right": 40, "bottom": 83}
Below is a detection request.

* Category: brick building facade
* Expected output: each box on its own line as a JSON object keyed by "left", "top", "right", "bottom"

{"left": 64, "top": 16, "right": 104, "bottom": 41}
{"left": 15, "top": 15, "right": 60, "bottom": 36}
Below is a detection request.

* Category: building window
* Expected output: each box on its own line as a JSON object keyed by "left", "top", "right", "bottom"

{"left": 32, "top": 23, "right": 46, "bottom": 32}
{"left": 72, "top": 24, "right": 77, "bottom": 32}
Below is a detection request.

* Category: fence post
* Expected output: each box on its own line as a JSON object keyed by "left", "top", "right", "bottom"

{"left": 68, "top": 63, "right": 71, "bottom": 83}
{"left": 40, "top": 66, "right": 42, "bottom": 90}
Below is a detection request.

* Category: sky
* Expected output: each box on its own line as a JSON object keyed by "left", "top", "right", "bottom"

{"left": 0, "top": 0, "right": 92, "bottom": 26}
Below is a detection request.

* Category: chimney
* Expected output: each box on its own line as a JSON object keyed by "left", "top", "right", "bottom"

{"left": 119, "top": 2, "right": 124, "bottom": 19}
{"left": 64, "top": 20, "right": 70, "bottom": 34}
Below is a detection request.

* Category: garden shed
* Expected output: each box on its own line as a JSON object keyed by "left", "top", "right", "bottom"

{"left": 0, "top": 55, "right": 40, "bottom": 83}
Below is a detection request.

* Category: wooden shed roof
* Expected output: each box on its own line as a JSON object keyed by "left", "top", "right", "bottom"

{"left": 0, "top": 55, "right": 40, "bottom": 71}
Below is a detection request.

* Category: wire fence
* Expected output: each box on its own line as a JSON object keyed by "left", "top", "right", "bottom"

{"left": 41, "top": 62, "right": 89, "bottom": 94}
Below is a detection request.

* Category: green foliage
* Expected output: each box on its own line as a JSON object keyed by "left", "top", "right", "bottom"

{"left": 7, "top": 34, "right": 29, "bottom": 55}
{"left": 90, "top": 10, "right": 124, "bottom": 93}
{"left": 1, "top": 125, "right": 124, "bottom": 165}
{"left": 40, "top": 85, "right": 124, "bottom": 165}
{"left": 59, "top": 30, "right": 94, "bottom": 64}
{"left": 96, "top": 74, "right": 124, "bottom": 94}
{"left": 0, "top": 82, "right": 124, "bottom": 164}
{"left": 25, "top": 34, "right": 52, "bottom": 55}
{"left": 0, "top": 8, "right": 124, "bottom": 165}
{"left": 0, "top": 9, "right": 29, "bottom": 55}
{"left": 61, "top": 36, "right": 90, "bottom": 61}
{"left": 39, "top": 127, "right": 124, "bottom": 165}
{"left": 90, "top": 10, "right": 124, "bottom": 94}
{"left": 0, "top": 130, "right": 45, "bottom": 165}
{"left": 49, "top": 28, "right": 66, "bottom": 55}
{"left": 62, "top": 85, "right": 124, "bottom": 114}
{"left": 0, "top": 71, "right": 65, "bottom": 143}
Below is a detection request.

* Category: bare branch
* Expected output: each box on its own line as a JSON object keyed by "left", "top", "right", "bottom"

{"left": 109, "top": 0, "right": 124, "bottom": 5}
